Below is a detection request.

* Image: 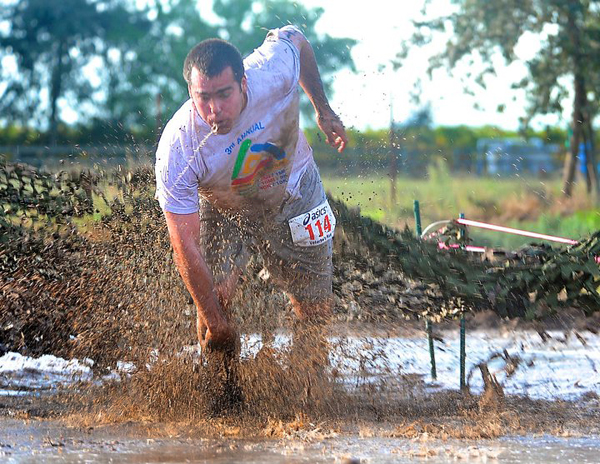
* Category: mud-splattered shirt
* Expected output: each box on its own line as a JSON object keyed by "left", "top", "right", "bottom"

{"left": 155, "top": 25, "right": 315, "bottom": 215}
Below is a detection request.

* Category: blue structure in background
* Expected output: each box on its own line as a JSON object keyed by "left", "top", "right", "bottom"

{"left": 476, "top": 138, "right": 559, "bottom": 176}
{"left": 578, "top": 141, "right": 592, "bottom": 175}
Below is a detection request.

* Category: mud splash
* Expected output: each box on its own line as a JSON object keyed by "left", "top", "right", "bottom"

{"left": 86, "top": 327, "right": 349, "bottom": 425}
{"left": 0, "top": 163, "right": 441, "bottom": 429}
{"left": 2, "top": 409, "right": 600, "bottom": 463}
{"left": 1, "top": 325, "right": 600, "bottom": 463}
{"left": 1, "top": 162, "right": 599, "bottom": 455}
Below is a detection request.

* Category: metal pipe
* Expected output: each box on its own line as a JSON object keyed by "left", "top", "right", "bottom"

{"left": 414, "top": 200, "right": 422, "bottom": 237}
{"left": 420, "top": 220, "right": 452, "bottom": 238}
{"left": 426, "top": 320, "right": 437, "bottom": 381}
{"left": 460, "top": 315, "right": 466, "bottom": 392}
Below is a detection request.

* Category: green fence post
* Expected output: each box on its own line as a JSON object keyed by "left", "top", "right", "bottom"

{"left": 414, "top": 200, "right": 422, "bottom": 238}
{"left": 414, "top": 200, "right": 437, "bottom": 381}
{"left": 426, "top": 320, "right": 437, "bottom": 382}
{"left": 459, "top": 212, "right": 467, "bottom": 391}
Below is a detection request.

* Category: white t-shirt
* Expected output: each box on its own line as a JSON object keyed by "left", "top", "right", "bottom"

{"left": 155, "top": 26, "right": 314, "bottom": 215}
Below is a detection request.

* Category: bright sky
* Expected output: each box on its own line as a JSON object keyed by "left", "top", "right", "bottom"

{"left": 301, "top": 0, "right": 568, "bottom": 131}
{"left": 1, "top": 0, "right": 570, "bottom": 131}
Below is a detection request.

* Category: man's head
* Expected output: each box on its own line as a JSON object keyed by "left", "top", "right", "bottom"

{"left": 184, "top": 39, "right": 247, "bottom": 135}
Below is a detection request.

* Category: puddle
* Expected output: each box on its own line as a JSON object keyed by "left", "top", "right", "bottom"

{"left": 1, "top": 419, "right": 600, "bottom": 463}
{"left": 2, "top": 329, "right": 598, "bottom": 401}
{"left": 1, "top": 328, "right": 598, "bottom": 463}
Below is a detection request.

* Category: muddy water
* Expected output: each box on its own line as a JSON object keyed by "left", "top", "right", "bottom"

{"left": 2, "top": 328, "right": 599, "bottom": 463}
{"left": 1, "top": 419, "right": 600, "bottom": 463}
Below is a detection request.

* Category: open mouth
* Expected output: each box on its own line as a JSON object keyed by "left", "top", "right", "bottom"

{"left": 211, "top": 121, "right": 230, "bottom": 134}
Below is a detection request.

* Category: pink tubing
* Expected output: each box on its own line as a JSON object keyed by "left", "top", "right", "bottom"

{"left": 435, "top": 217, "right": 600, "bottom": 263}
{"left": 456, "top": 218, "right": 579, "bottom": 245}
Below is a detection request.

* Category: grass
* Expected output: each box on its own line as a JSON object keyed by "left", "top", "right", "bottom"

{"left": 322, "top": 159, "right": 599, "bottom": 251}
{"left": 7, "top": 158, "right": 596, "bottom": 253}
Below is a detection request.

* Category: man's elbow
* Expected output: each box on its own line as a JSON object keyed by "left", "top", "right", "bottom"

{"left": 280, "top": 24, "right": 309, "bottom": 51}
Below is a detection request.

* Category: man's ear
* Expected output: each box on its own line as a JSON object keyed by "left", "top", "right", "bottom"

{"left": 189, "top": 86, "right": 199, "bottom": 114}
{"left": 241, "top": 75, "right": 248, "bottom": 93}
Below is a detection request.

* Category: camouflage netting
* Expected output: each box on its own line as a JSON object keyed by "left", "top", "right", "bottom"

{"left": 1, "top": 160, "right": 599, "bottom": 363}
{"left": 331, "top": 200, "right": 600, "bottom": 319}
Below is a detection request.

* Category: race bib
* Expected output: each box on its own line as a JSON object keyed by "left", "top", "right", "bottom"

{"left": 288, "top": 200, "right": 336, "bottom": 247}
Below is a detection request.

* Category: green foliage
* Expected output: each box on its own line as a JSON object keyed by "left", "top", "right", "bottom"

{"left": 322, "top": 172, "right": 600, "bottom": 251}
{"left": 0, "top": 125, "right": 42, "bottom": 146}
{"left": 0, "top": 120, "right": 156, "bottom": 147}
{"left": 213, "top": 0, "right": 356, "bottom": 68}
{"left": 0, "top": 0, "right": 151, "bottom": 140}
{"left": 332, "top": 197, "right": 600, "bottom": 318}
{"left": 425, "top": 157, "right": 456, "bottom": 212}
{"left": 0, "top": 0, "right": 356, "bottom": 136}
{"left": 491, "top": 210, "right": 600, "bottom": 249}
{"left": 103, "top": 0, "right": 218, "bottom": 131}
{"left": 308, "top": 123, "right": 564, "bottom": 175}
{"left": 426, "top": 157, "right": 452, "bottom": 187}
{"left": 401, "top": 0, "right": 600, "bottom": 123}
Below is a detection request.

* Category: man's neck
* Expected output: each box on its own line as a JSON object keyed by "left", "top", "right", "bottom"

{"left": 241, "top": 88, "right": 248, "bottom": 113}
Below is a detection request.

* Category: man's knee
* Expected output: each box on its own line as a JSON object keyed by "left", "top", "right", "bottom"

{"left": 288, "top": 293, "right": 333, "bottom": 322}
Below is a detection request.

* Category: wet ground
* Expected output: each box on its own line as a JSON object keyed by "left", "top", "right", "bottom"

{"left": 2, "top": 326, "right": 599, "bottom": 400}
{"left": 2, "top": 418, "right": 600, "bottom": 463}
{"left": 1, "top": 327, "right": 599, "bottom": 463}
{"left": 4, "top": 163, "right": 599, "bottom": 462}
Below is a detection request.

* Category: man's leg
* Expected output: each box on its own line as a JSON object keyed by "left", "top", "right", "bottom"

{"left": 196, "top": 201, "right": 249, "bottom": 413}
{"left": 287, "top": 293, "right": 333, "bottom": 375}
{"left": 197, "top": 200, "right": 249, "bottom": 348}
{"left": 259, "top": 212, "right": 334, "bottom": 330}
{"left": 257, "top": 163, "right": 334, "bottom": 364}
{"left": 287, "top": 293, "right": 333, "bottom": 322}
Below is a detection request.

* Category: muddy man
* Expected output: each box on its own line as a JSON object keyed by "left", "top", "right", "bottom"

{"left": 155, "top": 26, "right": 347, "bottom": 356}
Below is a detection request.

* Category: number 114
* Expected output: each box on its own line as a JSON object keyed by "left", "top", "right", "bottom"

{"left": 304, "top": 215, "right": 332, "bottom": 240}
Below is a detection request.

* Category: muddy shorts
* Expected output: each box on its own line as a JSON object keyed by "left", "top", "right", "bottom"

{"left": 198, "top": 163, "right": 333, "bottom": 303}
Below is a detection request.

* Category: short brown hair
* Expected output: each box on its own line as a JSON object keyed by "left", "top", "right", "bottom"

{"left": 183, "top": 38, "right": 244, "bottom": 85}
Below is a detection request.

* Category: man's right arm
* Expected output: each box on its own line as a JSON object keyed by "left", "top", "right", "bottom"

{"left": 164, "top": 211, "right": 235, "bottom": 349}
{"left": 284, "top": 27, "right": 348, "bottom": 153}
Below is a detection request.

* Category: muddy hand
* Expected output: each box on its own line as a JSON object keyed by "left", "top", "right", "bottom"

{"left": 202, "top": 322, "right": 238, "bottom": 355}
{"left": 197, "top": 319, "right": 208, "bottom": 345}
{"left": 317, "top": 111, "right": 348, "bottom": 153}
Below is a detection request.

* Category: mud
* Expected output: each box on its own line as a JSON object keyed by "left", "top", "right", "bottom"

{"left": 2, "top": 164, "right": 599, "bottom": 462}
{"left": 1, "top": 403, "right": 600, "bottom": 463}
{"left": 2, "top": 326, "right": 599, "bottom": 435}
{"left": 1, "top": 324, "right": 599, "bottom": 462}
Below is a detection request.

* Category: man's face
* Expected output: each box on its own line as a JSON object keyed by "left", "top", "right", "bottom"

{"left": 188, "top": 66, "right": 247, "bottom": 135}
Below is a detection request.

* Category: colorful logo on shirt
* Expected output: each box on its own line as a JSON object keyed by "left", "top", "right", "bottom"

{"left": 231, "top": 139, "right": 288, "bottom": 196}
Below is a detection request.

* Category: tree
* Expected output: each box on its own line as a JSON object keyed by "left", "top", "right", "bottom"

{"left": 1, "top": 0, "right": 356, "bottom": 143}
{"left": 130, "top": 0, "right": 357, "bottom": 131}
{"left": 212, "top": 0, "right": 356, "bottom": 89}
{"left": 0, "top": 0, "right": 151, "bottom": 145}
{"left": 400, "top": 0, "right": 600, "bottom": 200}
{"left": 96, "top": 0, "right": 218, "bottom": 137}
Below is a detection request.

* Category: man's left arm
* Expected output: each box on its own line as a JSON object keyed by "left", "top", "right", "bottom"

{"left": 284, "top": 28, "right": 348, "bottom": 153}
